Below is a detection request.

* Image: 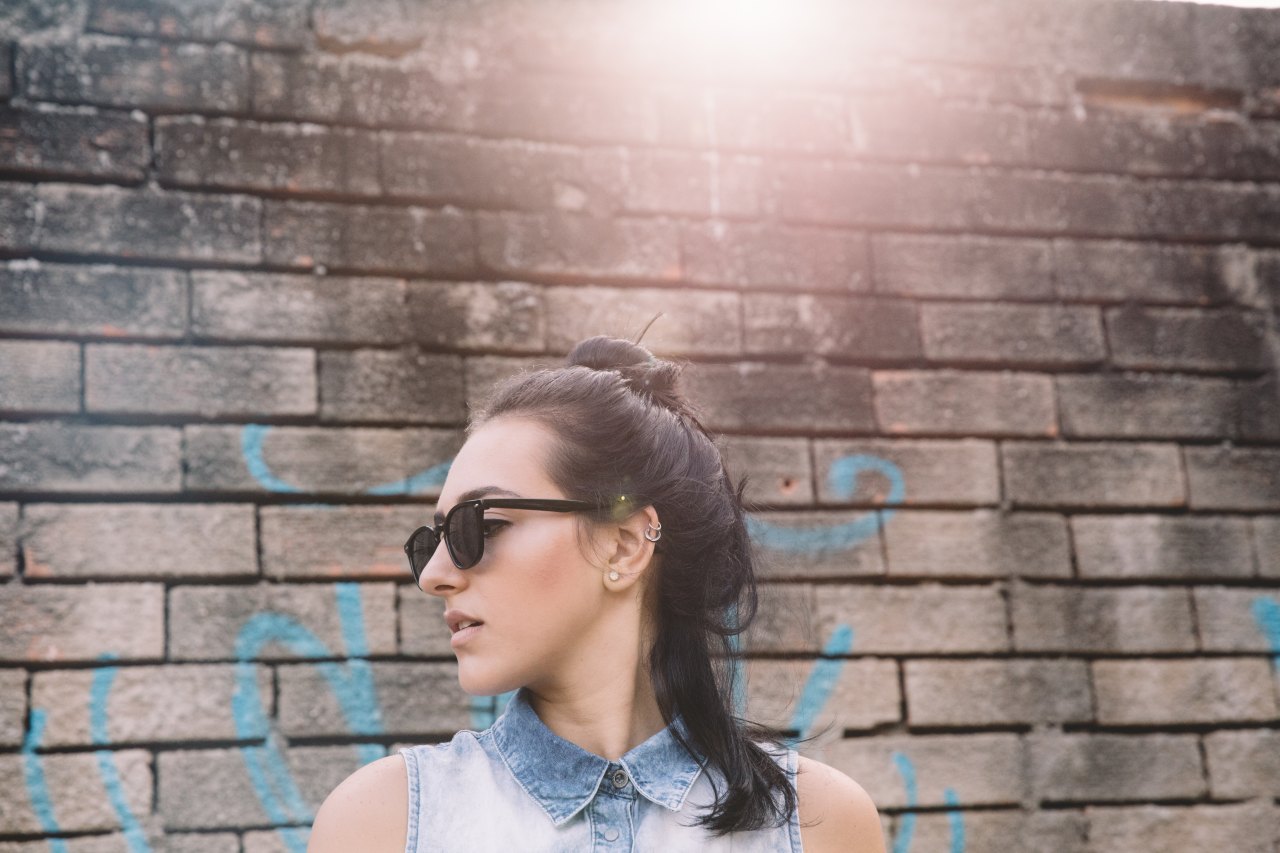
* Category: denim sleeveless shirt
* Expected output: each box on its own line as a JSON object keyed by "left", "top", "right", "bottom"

{"left": 398, "top": 687, "right": 803, "bottom": 851}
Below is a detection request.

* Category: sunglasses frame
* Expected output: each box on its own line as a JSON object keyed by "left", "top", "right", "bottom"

{"left": 404, "top": 498, "right": 605, "bottom": 579}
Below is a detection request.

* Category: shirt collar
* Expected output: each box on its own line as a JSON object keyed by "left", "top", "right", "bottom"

{"left": 491, "top": 686, "right": 706, "bottom": 826}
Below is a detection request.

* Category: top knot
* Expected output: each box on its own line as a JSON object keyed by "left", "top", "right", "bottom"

{"left": 566, "top": 335, "right": 684, "bottom": 411}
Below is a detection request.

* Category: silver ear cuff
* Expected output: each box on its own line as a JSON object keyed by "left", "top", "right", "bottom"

{"left": 644, "top": 521, "right": 663, "bottom": 543}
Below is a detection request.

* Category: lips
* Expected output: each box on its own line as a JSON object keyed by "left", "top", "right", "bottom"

{"left": 444, "top": 609, "right": 484, "bottom": 634}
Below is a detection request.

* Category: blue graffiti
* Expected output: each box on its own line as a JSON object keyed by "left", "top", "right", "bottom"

{"left": 1253, "top": 596, "right": 1280, "bottom": 671}
{"left": 20, "top": 709, "right": 69, "bottom": 853}
{"left": 785, "top": 624, "right": 855, "bottom": 749}
{"left": 890, "top": 752, "right": 965, "bottom": 853}
{"left": 90, "top": 655, "right": 150, "bottom": 853}
{"left": 240, "top": 424, "right": 451, "bottom": 495}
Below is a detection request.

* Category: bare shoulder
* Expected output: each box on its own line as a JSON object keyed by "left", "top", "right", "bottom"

{"left": 307, "top": 753, "right": 409, "bottom": 853}
{"left": 795, "top": 754, "right": 886, "bottom": 853}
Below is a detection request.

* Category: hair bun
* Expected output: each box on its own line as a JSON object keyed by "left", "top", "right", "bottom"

{"left": 566, "top": 335, "right": 684, "bottom": 411}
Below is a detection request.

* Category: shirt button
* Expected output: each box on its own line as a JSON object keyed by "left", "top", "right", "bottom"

{"left": 611, "top": 769, "right": 628, "bottom": 788}
{"left": 604, "top": 828, "right": 620, "bottom": 841}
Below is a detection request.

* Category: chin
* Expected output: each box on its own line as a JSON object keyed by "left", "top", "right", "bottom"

{"left": 455, "top": 663, "right": 520, "bottom": 699}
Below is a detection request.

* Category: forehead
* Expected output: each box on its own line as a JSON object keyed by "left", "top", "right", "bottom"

{"left": 439, "top": 417, "right": 562, "bottom": 505}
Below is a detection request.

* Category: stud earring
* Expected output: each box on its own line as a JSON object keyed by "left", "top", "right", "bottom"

{"left": 644, "top": 521, "right": 663, "bottom": 543}
{"left": 608, "top": 570, "right": 620, "bottom": 581}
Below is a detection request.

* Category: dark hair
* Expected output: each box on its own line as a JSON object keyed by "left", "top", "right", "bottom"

{"left": 471, "top": 335, "right": 826, "bottom": 836}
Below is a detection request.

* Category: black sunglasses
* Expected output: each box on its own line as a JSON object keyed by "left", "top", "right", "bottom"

{"left": 403, "top": 498, "right": 605, "bottom": 579}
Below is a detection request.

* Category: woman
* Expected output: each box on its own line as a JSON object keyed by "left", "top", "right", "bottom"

{"left": 308, "top": 336, "right": 884, "bottom": 852}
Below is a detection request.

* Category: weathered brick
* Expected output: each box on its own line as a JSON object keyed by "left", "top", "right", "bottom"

{"left": 745, "top": 657, "right": 900, "bottom": 734}
{"left": 1072, "top": 514, "right": 1256, "bottom": 579}
{"left": 0, "top": 835, "right": 145, "bottom": 853}
{"left": 0, "top": 422, "right": 181, "bottom": 494}
{"left": 157, "top": 117, "right": 379, "bottom": 197}
{"left": 86, "top": 343, "right": 315, "bottom": 417}
{"left": 0, "top": 44, "right": 9, "bottom": 100}
{"left": 684, "top": 363, "right": 875, "bottom": 434}
{"left": 1193, "top": 587, "right": 1280, "bottom": 652}
{"left": 154, "top": 833, "right": 240, "bottom": 853}
{"left": 21, "top": 503, "right": 257, "bottom": 580}
{"left": 742, "top": 294, "right": 920, "bottom": 361}
{"left": 0, "top": 261, "right": 186, "bottom": 339}
{"left": 463, "top": 355, "right": 556, "bottom": 415}
{"left": 1085, "top": 801, "right": 1278, "bottom": 853}
{"left": 885, "top": 509, "right": 1072, "bottom": 578}
{"left": 545, "top": 285, "right": 739, "bottom": 357}
{"left": 1002, "top": 441, "right": 1185, "bottom": 508}
{"left": 879, "top": 369, "right": 1053, "bottom": 439}
{"left": 1205, "top": 729, "right": 1280, "bottom": 798}
{"left": 1185, "top": 446, "right": 1280, "bottom": 511}
{"left": 319, "top": 350, "right": 465, "bottom": 424}
{"left": 477, "top": 211, "right": 680, "bottom": 282}
{"left": 0, "top": 668, "right": 25, "bottom": 746}
{"left": 906, "top": 659, "right": 1091, "bottom": 727}
{"left": 0, "top": 583, "right": 163, "bottom": 661}
{"left": 279, "top": 661, "right": 469, "bottom": 737}
{"left": 168, "top": 583, "right": 397, "bottom": 661}
{"left": 260, "top": 505, "right": 426, "bottom": 580}
{"left": 900, "top": 809, "right": 1087, "bottom": 853}
{"left": 815, "top": 583, "right": 1009, "bottom": 654}
{"left": 747, "top": 510, "right": 886, "bottom": 579}
{"left": 35, "top": 184, "right": 261, "bottom": 264}
{"left": 0, "top": 106, "right": 148, "bottom": 182}
{"left": 1258, "top": 516, "right": 1280, "bottom": 577}
{"left": 720, "top": 436, "right": 813, "bottom": 507}
{"left": 464, "top": 73, "right": 661, "bottom": 145}
{"left": 1239, "top": 375, "right": 1280, "bottom": 443}
{"left": 1029, "top": 733, "right": 1203, "bottom": 802}
{"left": 87, "top": 0, "right": 309, "bottom": 48}
{"left": 311, "top": 0, "right": 472, "bottom": 55}
{"left": 824, "top": 734, "right": 1023, "bottom": 808}
{"left": 0, "top": 750, "right": 150, "bottom": 833}
{"left": 0, "top": 339, "right": 80, "bottom": 414}
{"left": 680, "top": 221, "right": 871, "bottom": 292}
{"left": 405, "top": 281, "right": 545, "bottom": 353}
{"left": 0, "top": 502, "right": 14, "bottom": 578}
{"left": 1057, "top": 373, "right": 1239, "bottom": 439}
{"left": 31, "top": 663, "right": 272, "bottom": 746}
{"left": 852, "top": 95, "right": 1029, "bottom": 168}
{"left": 264, "top": 199, "right": 474, "bottom": 276}
{"left": 813, "top": 438, "right": 1000, "bottom": 507}
{"left": 1052, "top": 238, "right": 1234, "bottom": 305}
{"left": 19, "top": 36, "right": 250, "bottom": 112}
{"left": 706, "top": 89, "right": 847, "bottom": 153}
{"left": 742, "top": 583, "right": 820, "bottom": 653}
{"left": 1106, "top": 305, "right": 1271, "bottom": 372}
{"left": 1012, "top": 585, "right": 1195, "bottom": 653}
{"left": 242, "top": 830, "right": 306, "bottom": 853}
{"left": 920, "top": 302, "right": 1106, "bottom": 367}
{"left": 1093, "top": 658, "right": 1277, "bottom": 725}
{"left": 1023, "top": 107, "right": 1221, "bottom": 179}
{"left": 399, "top": 585, "right": 452, "bottom": 656}
{"left": 619, "top": 149, "right": 763, "bottom": 218}
{"left": 183, "top": 425, "right": 461, "bottom": 496}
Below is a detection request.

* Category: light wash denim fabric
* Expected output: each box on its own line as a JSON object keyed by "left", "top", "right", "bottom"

{"left": 399, "top": 686, "right": 802, "bottom": 851}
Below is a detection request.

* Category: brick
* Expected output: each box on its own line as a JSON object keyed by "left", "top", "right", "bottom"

{"left": 260, "top": 505, "right": 426, "bottom": 580}
{"left": 906, "top": 659, "right": 1090, "bottom": 727}
{"left": 680, "top": 221, "right": 871, "bottom": 292}
{"left": 311, "top": 0, "right": 488, "bottom": 65}
{"left": 1194, "top": 587, "right": 1280, "bottom": 652}
{"left": 35, "top": 184, "right": 261, "bottom": 264}
{"left": 0, "top": 750, "right": 150, "bottom": 833}
{"left": 720, "top": 436, "right": 813, "bottom": 507}
{"left": 465, "top": 73, "right": 661, "bottom": 145}
{"left": 1094, "top": 658, "right": 1277, "bottom": 725}
{"left": 0, "top": 502, "right": 14, "bottom": 578}
{"left": 243, "top": 830, "right": 306, "bottom": 853}
{"left": 742, "top": 583, "right": 820, "bottom": 653}
{"left": 88, "top": 0, "right": 309, "bottom": 48}
{"left": 1106, "top": 305, "right": 1270, "bottom": 372}
{"left": 901, "top": 810, "right": 1087, "bottom": 853}
{"left": 873, "top": 233, "right": 1053, "bottom": 301}
{"left": 1029, "top": 733, "right": 1203, "bottom": 802}
{"left": 545, "top": 285, "right": 740, "bottom": 357}
{"left": 852, "top": 96, "right": 1029, "bottom": 167}
{"left": 1239, "top": 375, "right": 1280, "bottom": 442}
{"left": 0, "top": 106, "right": 148, "bottom": 182}
{"left": 0, "top": 836, "right": 144, "bottom": 853}
{"left": 477, "top": 211, "right": 680, "bottom": 283}
{"left": 0, "top": 422, "right": 181, "bottom": 494}
{"left": 0, "top": 339, "right": 80, "bottom": 414}
{"left": 1012, "top": 585, "right": 1195, "bottom": 653}
{"left": 1086, "top": 802, "right": 1278, "bottom": 853}
{"left": 154, "top": 834, "right": 240, "bottom": 853}
{"left": 19, "top": 36, "right": 249, "bottom": 112}
{"left": 168, "top": 583, "right": 397, "bottom": 661}
{"left": 707, "top": 89, "right": 848, "bottom": 153}
{"left": 1258, "top": 517, "right": 1280, "bottom": 577}
{"left": 1073, "top": 514, "right": 1256, "bottom": 579}
{"left": 183, "top": 425, "right": 462, "bottom": 497}
{"left": 874, "top": 369, "right": 1056, "bottom": 437}
{"left": 0, "top": 583, "right": 163, "bottom": 661}
{"left": 85, "top": 343, "right": 315, "bottom": 417}
{"left": 1023, "top": 108, "right": 1214, "bottom": 179}
{"left": 158, "top": 744, "right": 369, "bottom": 829}
{"left": 618, "top": 150, "right": 762, "bottom": 218}
{"left": 899, "top": 60, "right": 1073, "bottom": 108}
{"left": 824, "top": 734, "right": 1023, "bottom": 808}
{"left": 1205, "top": 729, "right": 1280, "bottom": 798}
{"left": 31, "top": 663, "right": 272, "bottom": 746}
{"left": 1186, "top": 446, "right": 1280, "bottom": 511}
{"left": 21, "top": 503, "right": 256, "bottom": 580}
{"left": 264, "top": 200, "right": 474, "bottom": 276}
{"left": 1057, "top": 373, "right": 1239, "bottom": 439}
{"left": 1002, "top": 441, "right": 1185, "bottom": 508}
{"left": 399, "top": 585, "right": 452, "bottom": 656}
{"left": 405, "top": 281, "right": 545, "bottom": 353}
{"left": 742, "top": 294, "right": 920, "bottom": 361}
{"left": 463, "top": 356, "right": 556, "bottom": 415}
{"left": 0, "top": 669, "right": 25, "bottom": 746}
{"left": 157, "top": 117, "right": 379, "bottom": 196}
{"left": 279, "top": 661, "right": 469, "bottom": 737}
{"left": 815, "top": 583, "right": 1009, "bottom": 654}
{"left": 0, "top": 261, "right": 186, "bottom": 339}
{"left": 0, "top": 183, "right": 37, "bottom": 251}
{"left": 920, "top": 302, "right": 1106, "bottom": 367}
{"left": 745, "top": 657, "right": 900, "bottom": 733}
{"left": 813, "top": 438, "right": 1000, "bottom": 507}
{"left": 319, "top": 350, "right": 465, "bottom": 424}
{"left": 683, "top": 362, "right": 875, "bottom": 434}
{"left": 747, "top": 511, "right": 886, "bottom": 579}
{"left": 1052, "top": 239, "right": 1233, "bottom": 305}
{"left": 885, "top": 509, "right": 1072, "bottom": 578}
{"left": 0, "top": 44, "right": 9, "bottom": 100}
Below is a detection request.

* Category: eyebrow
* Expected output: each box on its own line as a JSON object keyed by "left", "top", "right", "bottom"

{"left": 433, "top": 486, "right": 523, "bottom": 525}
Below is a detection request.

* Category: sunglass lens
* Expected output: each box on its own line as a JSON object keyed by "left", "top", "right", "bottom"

{"left": 447, "top": 503, "right": 484, "bottom": 569}
{"left": 408, "top": 527, "right": 438, "bottom": 579}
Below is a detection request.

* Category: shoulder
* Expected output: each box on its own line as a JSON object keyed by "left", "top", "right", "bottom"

{"left": 794, "top": 754, "right": 886, "bottom": 853}
{"left": 307, "top": 753, "right": 408, "bottom": 853}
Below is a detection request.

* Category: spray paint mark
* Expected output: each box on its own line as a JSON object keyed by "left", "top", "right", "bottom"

{"left": 1253, "top": 596, "right": 1280, "bottom": 671}
{"left": 20, "top": 709, "right": 69, "bottom": 853}
{"left": 240, "top": 424, "right": 451, "bottom": 495}
{"left": 785, "top": 624, "right": 855, "bottom": 750}
{"left": 944, "top": 788, "right": 965, "bottom": 853}
{"left": 90, "top": 655, "right": 150, "bottom": 853}
{"left": 889, "top": 752, "right": 966, "bottom": 853}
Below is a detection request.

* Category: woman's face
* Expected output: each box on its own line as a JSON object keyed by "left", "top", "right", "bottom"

{"left": 416, "top": 416, "right": 612, "bottom": 696}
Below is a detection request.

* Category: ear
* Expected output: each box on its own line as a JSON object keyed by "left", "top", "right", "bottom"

{"left": 600, "top": 505, "right": 660, "bottom": 589}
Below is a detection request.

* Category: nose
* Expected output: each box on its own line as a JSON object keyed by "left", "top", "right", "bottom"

{"left": 416, "top": 534, "right": 467, "bottom": 597}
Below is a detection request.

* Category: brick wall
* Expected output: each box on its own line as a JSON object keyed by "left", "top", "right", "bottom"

{"left": 2, "top": 0, "right": 1279, "bottom": 850}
